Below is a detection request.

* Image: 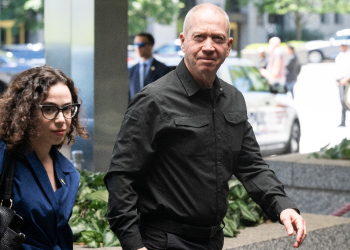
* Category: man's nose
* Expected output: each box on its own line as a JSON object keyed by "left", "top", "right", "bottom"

{"left": 202, "top": 38, "right": 215, "bottom": 51}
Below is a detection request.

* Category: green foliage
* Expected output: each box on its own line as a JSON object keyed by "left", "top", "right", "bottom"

{"left": 241, "top": 0, "right": 350, "bottom": 40}
{"left": 69, "top": 171, "right": 120, "bottom": 248}
{"left": 223, "top": 179, "right": 266, "bottom": 237}
{"left": 128, "top": 0, "right": 185, "bottom": 36}
{"left": 309, "top": 138, "right": 350, "bottom": 160}
{"left": 243, "top": 0, "right": 350, "bottom": 15}
{"left": 70, "top": 171, "right": 267, "bottom": 246}
{"left": 0, "top": 0, "right": 44, "bottom": 35}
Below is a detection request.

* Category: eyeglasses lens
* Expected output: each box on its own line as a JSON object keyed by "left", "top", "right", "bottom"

{"left": 41, "top": 104, "right": 79, "bottom": 120}
{"left": 134, "top": 42, "right": 146, "bottom": 48}
{"left": 42, "top": 106, "right": 58, "bottom": 119}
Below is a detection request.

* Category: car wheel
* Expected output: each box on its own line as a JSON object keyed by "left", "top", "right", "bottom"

{"left": 284, "top": 120, "right": 300, "bottom": 154}
{"left": 308, "top": 51, "right": 323, "bottom": 63}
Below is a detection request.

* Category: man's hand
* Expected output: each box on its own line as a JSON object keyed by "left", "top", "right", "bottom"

{"left": 280, "top": 209, "right": 307, "bottom": 248}
{"left": 137, "top": 248, "right": 147, "bottom": 250}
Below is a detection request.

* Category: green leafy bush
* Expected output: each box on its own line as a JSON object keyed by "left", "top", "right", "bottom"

{"left": 309, "top": 138, "right": 350, "bottom": 160}
{"left": 223, "top": 179, "right": 266, "bottom": 237}
{"left": 69, "top": 172, "right": 267, "bottom": 247}
{"left": 69, "top": 171, "right": 120, "bottom": 248}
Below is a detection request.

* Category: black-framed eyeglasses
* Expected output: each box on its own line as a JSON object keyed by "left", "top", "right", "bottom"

{"left": 40, "top": 104, "right": 80, "bottom": 120}
{"left": 133, "top": 42, "right": 149, "bottom": 48}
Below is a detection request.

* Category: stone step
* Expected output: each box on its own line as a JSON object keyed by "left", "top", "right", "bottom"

{"left": 73, "top": 213, "right": 350, "bottom": 250}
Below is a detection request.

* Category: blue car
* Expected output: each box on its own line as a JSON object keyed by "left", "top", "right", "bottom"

{"left": 0, "top": 49, "right": 33, "bottom": 93}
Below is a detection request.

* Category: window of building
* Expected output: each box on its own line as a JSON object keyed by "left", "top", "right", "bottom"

{"left": 225, "top": 0, "right": 240, "bottom": 12}
{"left": 321, "top": 14, "right": 329, "bottom": 24}
{"left": 334, "top": 13, "right": 343, "bottom": 24}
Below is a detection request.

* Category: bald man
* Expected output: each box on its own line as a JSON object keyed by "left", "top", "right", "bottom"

{"left": 105, "top": 4, "right": 306, "bottom": 250}
{"left": 260, "top": 36, "right": 286, "bottom": 86}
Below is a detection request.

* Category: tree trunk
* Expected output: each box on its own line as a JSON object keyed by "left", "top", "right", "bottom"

{"left": 294, "top": 11, "right": 303, "bottom": 40}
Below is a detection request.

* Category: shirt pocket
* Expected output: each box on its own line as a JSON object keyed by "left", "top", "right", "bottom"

{"left": 172, "top": 116, "right": 210, "bottom": 156}
{"left": 223, "top": 111, "right": 248, "bottom": 152}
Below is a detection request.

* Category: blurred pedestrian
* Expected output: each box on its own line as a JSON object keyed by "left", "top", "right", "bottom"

{"left": 285, "top": 45, "right": 301, "bottom": 98}
{"left": 335, "top": 43, "right": 350, "bottom": 126}
{"left": 105, "top": 4, "right": 307, "bottom": 250}
{"left": 129, "top": 32, "right": 171, "bottom": 101}
{"left": 0, "top": 65, "right": 89, "bottom": 249}
{"left": 259, "top": 37, "right": 285, "bottom": 86}
{"left": 257, "top": 47, "right": 267, "bottom": 69}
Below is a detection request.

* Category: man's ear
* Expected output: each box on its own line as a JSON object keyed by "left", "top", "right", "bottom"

{"left": 180, "top": 33, "right": 185, "bottom": 53}
{"left": 226, "top": 37, "right": 233, "bottom": 57}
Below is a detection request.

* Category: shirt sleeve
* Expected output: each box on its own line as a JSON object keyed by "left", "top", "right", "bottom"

{"left": 104, "top": 92, "right": 162, "bottom": 250}
{"left": 234, "top": 121, "right": 299, "bottom": 222}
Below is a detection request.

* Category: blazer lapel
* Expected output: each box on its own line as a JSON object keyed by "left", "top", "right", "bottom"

{"left": 132, "top": 65, "right": 140, "bottom": 91}
{"left": 25, "top": 151, "right": 60, "bottom": 222}
{"left": 144, "top": 60, "right": 157, "bottom": 86}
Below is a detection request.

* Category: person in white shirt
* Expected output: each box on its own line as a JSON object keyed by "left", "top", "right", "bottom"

{"left": 335, "top": 43, "right": 350, "bottom": 126}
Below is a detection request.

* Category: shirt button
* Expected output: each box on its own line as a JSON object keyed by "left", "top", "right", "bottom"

{"left": 218, "top": 162, "right": 220, "bottom": 165}
{"left": 217, "top": 135, "right": 221, "bottom": 138}
{"left": 220, "top": 88, "right": 223, "bottom": 91}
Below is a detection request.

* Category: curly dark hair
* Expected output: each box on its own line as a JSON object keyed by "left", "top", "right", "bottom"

{"left": 0, "top": 65, "right": 89, "bottom": 154}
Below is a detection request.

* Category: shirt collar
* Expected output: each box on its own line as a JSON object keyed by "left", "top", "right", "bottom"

{"left": 139, "top": 57, "right": 154, "bottom": 67}
{"left": 175, "top": 59, "right": 223, "bottom": 97}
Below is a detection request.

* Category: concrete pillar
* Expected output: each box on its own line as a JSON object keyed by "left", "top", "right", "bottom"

{"left": 45, "top": 0, "right": 128, "bottom": 172}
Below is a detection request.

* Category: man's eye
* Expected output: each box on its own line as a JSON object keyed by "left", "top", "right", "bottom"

{"left": 213, "top": 37, "right": 224, "bottom": 43}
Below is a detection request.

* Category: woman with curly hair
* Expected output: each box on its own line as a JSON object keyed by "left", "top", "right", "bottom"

{"left": 0, "top": 65, "right": 89, "bottom": 249}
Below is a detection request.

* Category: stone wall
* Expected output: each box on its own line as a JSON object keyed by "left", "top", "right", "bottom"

{"left": 265, "top": 153, "right": 350, "bottom": 217}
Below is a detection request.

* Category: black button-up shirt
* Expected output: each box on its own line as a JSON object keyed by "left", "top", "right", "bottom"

{"left": 105, "top": 59, "right": 298, "bottom": 250}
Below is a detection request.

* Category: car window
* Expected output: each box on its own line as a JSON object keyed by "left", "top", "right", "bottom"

{"left": 227, "top": 65, "right": 251, "bottom": 92}
{"left": 334, "top": 35, "right": 350, "bottom": 40}
{"left": 242, "top": 66, "right": 270, "bottom": 92}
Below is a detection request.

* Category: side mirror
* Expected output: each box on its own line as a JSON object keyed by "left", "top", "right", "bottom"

{"left": 269, "top": 83, "right": 287, "bottom": 94}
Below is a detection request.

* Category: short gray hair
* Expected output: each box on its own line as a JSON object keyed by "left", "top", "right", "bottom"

{"left": 183, "top": 3, "right": 230, "bottom": 37}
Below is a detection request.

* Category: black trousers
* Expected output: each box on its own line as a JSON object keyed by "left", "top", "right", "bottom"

{"left": 139, "top": 222, "right": 224, "bottom": 250}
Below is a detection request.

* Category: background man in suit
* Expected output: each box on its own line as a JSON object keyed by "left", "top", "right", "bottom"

{"left": 128, "top": 32, "right": 171, "bottom": 101}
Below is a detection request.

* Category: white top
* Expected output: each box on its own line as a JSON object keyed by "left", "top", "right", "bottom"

{"left": 335, "top": 49, "right": 350, "bottom": 80}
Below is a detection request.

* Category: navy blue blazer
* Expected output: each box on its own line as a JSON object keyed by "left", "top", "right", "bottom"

{"left": 128, "top": 58, "right": 172, "bottom": 101}
{"left": 0, "top": 141, "right": 80, "bottom": 250}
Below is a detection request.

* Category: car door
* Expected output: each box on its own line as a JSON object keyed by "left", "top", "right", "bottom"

{"left": 241, "top": 66, "right": 291, "bottom": 151}
{"left": 218, "top": 63, "right": 265, "bottom": 140}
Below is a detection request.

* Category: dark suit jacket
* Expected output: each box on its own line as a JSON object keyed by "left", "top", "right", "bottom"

{"left": 128, "top": 58, "right": 171, "bottom": 101}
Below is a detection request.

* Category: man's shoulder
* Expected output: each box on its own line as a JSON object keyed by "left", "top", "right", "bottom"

{"left": 142, "top": 70, "right": 178, "bottom": 97}
{"left": 152, "top": 58, "right": 171, "bottom": 70}
{"left": 129, "top": 63, "right": 138, "bottom": 71}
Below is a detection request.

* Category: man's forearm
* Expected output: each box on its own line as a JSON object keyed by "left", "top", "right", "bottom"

{"left": 105, "top": 172, "right": 144, "bottom": 250}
